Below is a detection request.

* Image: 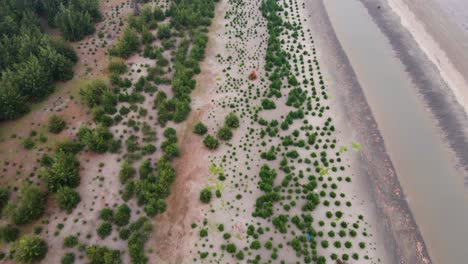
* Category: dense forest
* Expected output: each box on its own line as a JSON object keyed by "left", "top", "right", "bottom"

{"left": 0, "top": 0, "right": 100, "bottom": 121}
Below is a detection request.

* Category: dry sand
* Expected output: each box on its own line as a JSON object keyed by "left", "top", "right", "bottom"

{"left": 151, "top": 0, "right": 395, "bottom": 263}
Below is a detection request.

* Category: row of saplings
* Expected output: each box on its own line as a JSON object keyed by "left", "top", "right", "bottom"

{"left": 194, "top": 112, "right": 240, "bottom": 202}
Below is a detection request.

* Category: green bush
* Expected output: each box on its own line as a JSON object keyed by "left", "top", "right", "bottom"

{"left": 108, "top": 59, "right": 127, "bottom": 75}
{"left": 14, "top": 235, "right": 48, "bottom": 263}
{"left": 86, "top": 245, "right": 121, "bottom": 264}
{"left": 235, "top": 250, "right": 244, "bottom": 260}
{"left": 0, "top": 225, "right": 19, "bottom": 243}
{"left": 5, "top": 183, "right": 46, "bottom": 225}
{"left": 63, "top": 235, "right": 79, "bottom": 248}
{"left": 119, "top": 162, "right": 136, "bottom": 184}
{"left": 199, "top": 188, "right": 212, "bottom": 204}
{"left": 61, "top": 252, "right": 75, "bottom": 264}
{"left": 77, "top": 125, "right": 120, "bottom": 153}
{"left": 203, "top": 135, "right": 219, "bottom": 149}
{"left": 55, "top": 187, "right": 81, "bottom": 212}
{"left": 199, "top": 228, "right": 208, "bottom": 237}
{"left": 261, "top": 98, "right": 276, "bottom": 110}
{"left": 22, "top": 137, "right": 35, "bottom": 150}
{"left": 114, "top": 204, "right": 131, "bottom": 226}
{"left": 250, "top": 240, "right": 261, "bottom": 250}
{"left": 157, "top": 24, "right": 171, "bottom": 39}
{"left": 193, "top": 122, "right": 208, "bottom": 135}
{"left": 217, "top": 126, "right": 233, "bottom": 141}
{"left": 55, "top": 140, "right": 84, "bottom": 154}
{"left": 0, "top": 188, "right": 9, "bottom": 212}
{"left": 48, "top": 115, "right": 66, "bottom": 134}
{"left": 100, "top": 208, "right": 114, "bottom": 222}
{"left": 97, "top": 222, "right": 112, "bottom": 239}
{"left": 226, "top": 243, "right": 236, "bottom": 253}
{"left": 79, "top": 80, "right": 110, "bottom": 109}
{"left": 224, "top": 112, "right": 239, "bottom": 128}
{"left": 42, "top": 152, "right": 80, "bottom": 192}
{"left": 109, "top": 27, "right": 140, "bottom": 58}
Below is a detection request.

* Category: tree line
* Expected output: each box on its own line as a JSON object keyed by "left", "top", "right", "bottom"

{"left": 0, "top": 0, "right": 100, "bottom": 121}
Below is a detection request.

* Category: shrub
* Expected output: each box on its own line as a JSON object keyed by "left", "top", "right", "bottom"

{"left": 55, "top": 140, "right": 84, "bottom": 154}
{"left": 97, "top": 222, "right": 112, "bottom": 238}
{"left": 55, "top": 187, "right": 81, "bottom": 212}
{"left": 63, "top": 235, "right": 79, "bottom": 248}
{"left": 86, "top": 245, "right": 121, "bottom": 263}
{"left": 193, "top": 122, "right": 208, "bottom": 135}
{"left": 261, "top": 98, "right": 276, "bottom": 110}
{"left": 226, "top": 243, "right": 236, "bottom": 253}
{"left": 321, "top": 240, "right": 329, "bottom": 248}
{"left": 5, "top": 183, "right": 45, "bottom": 225}
{"left": 99, "top": 208, "right": 114, "bottom": 222}
{"left": 109, "top": 27, "right": 139, "bottom": 58}
{"left": 157, "top": 24, "right": 171, "bottom": 39}
{"left": 250, "top": 240, "right": 261, "bottom": 250}
{"left": 119, "top": 162, "right": 135, "bottom": 184}
{"left": 48, "top": 115, "right": 66, "bottom": 134}
{"left": 0, "top": 225, "right": 19, "bottom": 243}
{"left": 203, "top": 135, "right": 219, "bottom": 149}
{"left": 61, "top": 252, "right": 75, "bottom": 264}
{"left": 199, "top": 229, "right": 208, "bottom": 237}
{"left": 42, "top": 152, "right": 80, "bottom": 192}
{"left": 77, "top": 125, "right": 120, "bottom": 153}
{"left": 14, "top": 235, "right": 48, "bottom": 263}
{"left": 217, "top": 126, "right": 233, "bottom": 141}
{"left": 235, "top": 250, "right": 244, "bottom": 260}
{"left": 79, "top": 80, "right": 109, "bottom": 108}
{"left": 199, "top": 188, "right": 212, "bottom": 204}
{"left": 108, "top": 59, "right": 127, "bottom": 75}
{"left": 114, "top": 204, "right": 131, "bottom": 226}
{"left": 224, "top": 112, "right": 239, "bottom": 128}
{"left": 0, "top": 188, "right": 9, "bottom": 212}
{"left": 22, "top": 137, "right": 35, "bottom": 150}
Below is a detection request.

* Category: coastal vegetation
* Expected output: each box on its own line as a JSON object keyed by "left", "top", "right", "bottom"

{"left": 0, "top": 0, "right": 383, "bottom": 262}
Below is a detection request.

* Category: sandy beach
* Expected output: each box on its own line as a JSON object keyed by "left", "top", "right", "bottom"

{"left": 313, "top": 0, "right": 468, "bottom": 263}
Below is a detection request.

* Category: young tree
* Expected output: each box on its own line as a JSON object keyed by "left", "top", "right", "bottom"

{"left": 203, "top": 135, "right": 219, "bottom": 149}
{"left": 114, "top": 204, "right": 131, "bottom": 226}
{"left": 119, "top": 161, "right": 136, "bottom": 184}
{"left": 218, "top": 126, "right": 233, "bottom": 141}
{"left": 0, "top": 225, "right": 20, "bottom": 243}
{"left": 97, "top": 222, "right": 112, "bottom": 239}
{"left": 55, "top": 187, "right": 81, "bottom": 212}
{"left": 5, "top": 182, "right": 46, "bottom": 225}
{"left": 14, "top": 235, "right": 48, "bottom": 263}
{"left": 108, "top": 58, "right": 127, "bottom": 75}
{"left": 48, "top": 115, "right": 66, "bottom": 134}
{"left": 193, "top": 122, "right": 208, "bottom": 135}
{"left": 0, "top": 82, "right": 28, "bottom": 121}
{"left": 42, "top": 152, "right": 80, "bottom": 192}
{"left": 79, "top": 80, "right": 109, "bottom": 108}
{"left": 225, "top": 112, "right": 240, "bottom": 128}
{"left": 86, "top": 245, "right": 121, "bottom": 264}
{"left": 55, "top": 5, "right": 96, "bottom": 41}
{"left": 0, "top": 187, "right": 9, "bottom": 212}
{"left": 157, "top": 24, "right": 171, "bottom": 39}
{"left": 199, "top": 188, "right": 212, "bottom": 204}
{"left": 109, "top": 27, "right": 139, "bottom": 58}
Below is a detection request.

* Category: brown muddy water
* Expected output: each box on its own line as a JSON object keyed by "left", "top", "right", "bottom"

{"left": 324, "top": 0, "right": 468, "bottom": 263}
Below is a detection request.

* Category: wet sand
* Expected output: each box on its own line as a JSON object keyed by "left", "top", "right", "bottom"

{"left": 304, "top": 0, "right": 432, "bottom": 263}
{"left": 307, "top": 0, "right": 468, "bottom": 263}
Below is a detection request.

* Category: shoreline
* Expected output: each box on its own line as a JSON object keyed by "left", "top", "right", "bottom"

{"left": 360, "top": 0, "right": 468, "bottom": 175}
{"left": 304, "top": 0, "right": 431, "bottom": 263}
